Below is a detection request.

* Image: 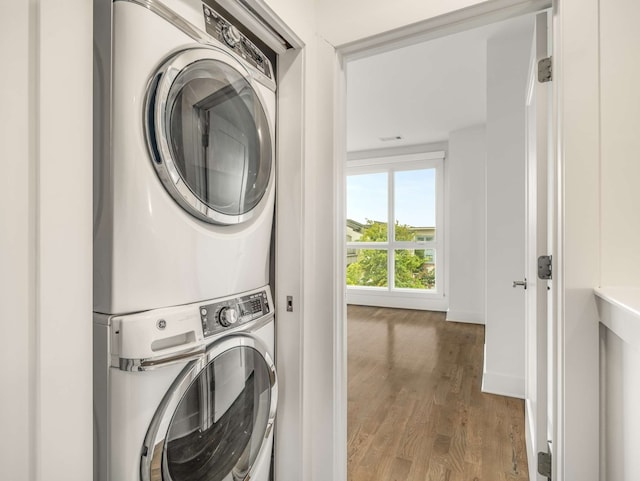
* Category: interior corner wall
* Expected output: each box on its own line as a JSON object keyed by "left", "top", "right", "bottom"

{"left": 599, "top": 0, "right": 640, "bottom": 287}
{"left": 446, "top": 125, "right": 487, "bottom": 325}
{"left": 598, "top": 0, "right": 640, "bottom": 479}
{"left": 600, "top": 326, "right": 640, "bottom": 481}
{"left": 0, "top": 1, "right": 93, "bottom": 480}
{"left": 0, "top": 3, "right": 33, "bottom": 478}
{"left": 483, "top": 24, "right": 533, "bottom": 399}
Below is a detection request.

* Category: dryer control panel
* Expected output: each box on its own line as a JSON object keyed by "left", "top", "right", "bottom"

{"left": 107, "top": 286, "right": 273, "bottom": 371}
{"left": 202, "top": 4, "right": 273, "bottom": 81}
{"left": 200, "top": 288, "right": 272, "bottom": 338}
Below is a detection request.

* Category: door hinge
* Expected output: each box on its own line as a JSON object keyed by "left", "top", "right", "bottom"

{"left": 538, "top": 255, "right": 552, "bottom": 280}
{"left": 537, "top": 450, "right": 552, "bottom": 479}
{"left": 538, "top": 56, "right": 552, "bottom": 83}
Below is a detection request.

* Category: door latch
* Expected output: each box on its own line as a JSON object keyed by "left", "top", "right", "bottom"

{"left": 513, "top": 279, "right": 527, "bottom": 289}
{"left": 538, "top": 255, "right": 552, "bottom": 280}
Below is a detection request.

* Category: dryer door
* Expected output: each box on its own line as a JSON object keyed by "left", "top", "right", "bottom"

{"left": 147, "top": 47, "right": 273, "bottom": 225}
{"left": 141, "top": 335, "right": 277, "bottom": 481}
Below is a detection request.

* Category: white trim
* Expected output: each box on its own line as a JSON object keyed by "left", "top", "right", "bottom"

{"left": 482, "top": 369, "right": 526, "bottom": 399}
{"left": 347, "top": 292, "right": 448, "bottom": 312}
{"left": 332, "top": 49, "right": 348, "bottom": 481}
{"left": 347, "top": 150, "right": 445, "bottom": 165}
{"left": 595, "top": 288, "right": 640, "bottom": 350}
{"left": 481, "top": 371, "right": 525, "bottom": 399}
{"left": 346, "top": 154, "right": 445, "bottom": 303}
{"left": 347, "top": 285, "right": 443, "bottom": 299}
{"left": 553, "top": 0, "right": 600, "bottom": 478}
{"left": 348, "top": 141, "right": 448, "bottom": 161}
{"left": 339, "top": 0, "right": 552, "bottom": 60}
{"left": 334, "top": 3, "right": 570, "bottom": 481}
{"left": 525, "top": 398, "right": 537, "bottom": 481}
{"left": 445, "top": 309, "right": 485, "bottom": 324}
{"left": 274, "top": 46, "right": 305, "bottom": 481}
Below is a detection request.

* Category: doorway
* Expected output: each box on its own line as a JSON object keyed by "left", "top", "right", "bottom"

{"left": 338, "top": 7, "right": 550, "bottom": 480}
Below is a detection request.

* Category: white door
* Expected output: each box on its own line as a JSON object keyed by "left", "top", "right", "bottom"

{"left": 524, "top": 10, "right": 553, "bottom": 481}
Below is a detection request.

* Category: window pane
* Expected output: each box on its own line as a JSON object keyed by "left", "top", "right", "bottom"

{"left": 394, "top": 249, "right": 435, "bottom": 290}
{"left": 347, "top": 173, "right": 388, "bottom": 242}
{"left": 346, "top": 249, "right": 388, "bottom": 287}
{"left": 394, "top": 169, "right": 436, "bottom": 242}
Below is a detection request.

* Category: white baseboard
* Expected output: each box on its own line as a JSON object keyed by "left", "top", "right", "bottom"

{"left": 445, "top": 309, "right": 485, "bottom": 324}
{"left": 481, "top": 369, "right": 525, "bottom": 399}
{"left": 346, "top": 291, "right": 448, "bottom": 311}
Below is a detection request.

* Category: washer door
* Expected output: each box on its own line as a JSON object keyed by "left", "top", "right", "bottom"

{"left": 141, "top": 335, "right": 277, "bottom": 481}
{"left": 147, "top": 47, "right": 273, "bottom": 225}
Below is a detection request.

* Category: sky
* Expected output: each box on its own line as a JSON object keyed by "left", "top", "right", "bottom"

{"left": 346, "top": 168, "right": 436, "bottom": 227}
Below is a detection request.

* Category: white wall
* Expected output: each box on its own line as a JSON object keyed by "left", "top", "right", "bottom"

{"left": 0, "top": 1, "right": 616, "bottom": 481}
{"left": 263, "top": 1, "right": 345, "bottom": 480}
{"left": 599, "top": 0, "right": 640, "bottom": 287}
{"left": 555, "top": 0, "right": 601, "bottom": 477}
{"left": 597, "top": 0, "right": 640, "bottom": 479}
{"left": 274, "top": 47, "right": 307, "bottom": 481}
{"left": 483, "top": 23, "right": 532, "bottom": 398}
{"left": 0, "top": 1, "right": 93, "bottom": 480}
{"left": 0, "top": 3, "right": 33, "bottom": 478}
{"left": 447, "top": 125, "right": 487, "bottom": 324}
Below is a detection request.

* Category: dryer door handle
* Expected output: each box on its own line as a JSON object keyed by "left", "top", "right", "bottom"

{"left": 119, "top": 346, "right": 206, "bottom": 372}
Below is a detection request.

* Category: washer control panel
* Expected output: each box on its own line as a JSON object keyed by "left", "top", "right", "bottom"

{"left": 200, "top": 288, "right": 271, "bottom": 337}
{"left": 202, "top": 4, "right": 273, "bottom": 80}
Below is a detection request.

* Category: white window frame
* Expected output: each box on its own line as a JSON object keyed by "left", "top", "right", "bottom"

{"left": 345, "top": 151, "right": 446, "bottom": 311}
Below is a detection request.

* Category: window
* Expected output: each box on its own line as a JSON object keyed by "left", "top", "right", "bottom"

{"left": 345, "top": 152, "right": 444, "bottom": 300}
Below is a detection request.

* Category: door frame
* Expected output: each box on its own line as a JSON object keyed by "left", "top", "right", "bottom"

{"left": 332, "top": 0, "right": 601, "bottom": 480}
{"left": 524, "top": 11, "right": 552, "bottom": 480}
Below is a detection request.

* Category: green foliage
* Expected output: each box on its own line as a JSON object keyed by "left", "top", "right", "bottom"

{"left": 346, "top": 249, "right": 388, "bottom": 287}
{"left": 359, "top": 221, "right": 387, "bottom": 242}
{"left": 346, "top": 220, "right": 436, "bottom": 290}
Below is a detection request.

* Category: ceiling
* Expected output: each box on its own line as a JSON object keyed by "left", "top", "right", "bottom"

{"left": 346, "top": 14, "right": 535, "bottom": 153}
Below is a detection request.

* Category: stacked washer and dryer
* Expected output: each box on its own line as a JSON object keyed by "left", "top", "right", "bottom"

{"left": 93, "top": 1, "right": 278, "bottom": 480}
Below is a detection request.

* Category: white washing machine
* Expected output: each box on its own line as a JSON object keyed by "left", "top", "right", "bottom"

{"left": 94, "top": 0, "right": 277, "bottom": 315}
{"left": 94, "top": 286, "right": 277, "bottom": 481}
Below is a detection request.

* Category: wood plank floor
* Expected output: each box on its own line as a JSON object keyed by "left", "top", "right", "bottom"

{"left": 347, "top": 305, "right": 528, "bottom": 481}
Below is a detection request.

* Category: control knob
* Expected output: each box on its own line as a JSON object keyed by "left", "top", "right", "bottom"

{"left": 218, "top": 306, "right": 239, "bottom": 327}
{"left": 222, "top": 25, "right": 242, "bottom": 48}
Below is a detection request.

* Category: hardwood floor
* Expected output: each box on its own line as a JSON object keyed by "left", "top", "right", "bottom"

{"left": 347, "top": 305, "right": 528, "bottom": 481}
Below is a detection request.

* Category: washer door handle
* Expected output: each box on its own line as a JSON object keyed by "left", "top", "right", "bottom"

{"left": 118, "top": 346, "right": 206, "bottom": 372}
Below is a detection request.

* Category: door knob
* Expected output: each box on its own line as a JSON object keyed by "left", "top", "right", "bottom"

{"left": 513, "top": 279, "right": 527, "bottom": 289}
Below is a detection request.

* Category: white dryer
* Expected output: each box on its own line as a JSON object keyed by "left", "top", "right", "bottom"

{"left": 94, "top": 286, "right": 277, "bottom": 481}
{"left": 94, "top": 0, "right": 277, "bottom": 314}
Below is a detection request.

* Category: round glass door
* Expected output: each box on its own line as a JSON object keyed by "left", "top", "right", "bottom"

{"left": 141, "top": 337, "right": 277, "bottom": 481}
{"left": 147, "top": 48, "right": 273, "bottom": 225}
